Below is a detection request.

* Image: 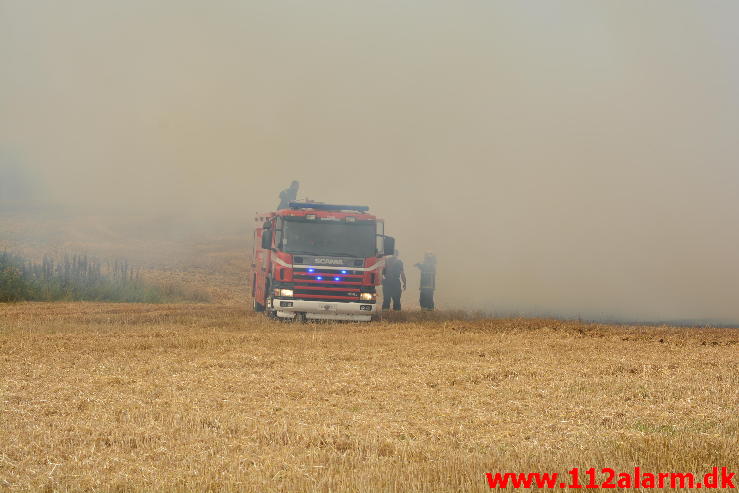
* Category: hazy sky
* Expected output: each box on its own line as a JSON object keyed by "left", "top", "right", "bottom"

{"left": 2, "top": 1, "right": 739, "bottom": 321}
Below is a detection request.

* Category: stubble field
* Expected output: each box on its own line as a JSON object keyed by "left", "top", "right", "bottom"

{"left": 1, "top": 302, "right": 737, "bottom": 492}
{"left": 1, "top": 212, "right": 737, "bottom": 491}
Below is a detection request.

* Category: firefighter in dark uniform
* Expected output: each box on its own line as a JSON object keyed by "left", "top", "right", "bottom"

{"left": 277, "top": 180, "right": 300, "bottom": 209}
{"left": 414, "top": 251, "right": 436, "bottom": 310}
{"left": 382, "top": 250, "right": 406, "bottom": 311}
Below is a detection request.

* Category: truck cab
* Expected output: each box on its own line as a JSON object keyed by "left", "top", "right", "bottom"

{"left": 252, "top": 202, "right": 394, "bottom": 321}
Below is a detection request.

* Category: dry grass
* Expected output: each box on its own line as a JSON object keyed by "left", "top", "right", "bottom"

{"left": 1, "top": 303, "right": 737, "bottom": 492}
{"left": 0, "top": 210, "right": 250, "bottom": 305}
{"left": 1, "top": 212, "right": 737, "bottom": 490}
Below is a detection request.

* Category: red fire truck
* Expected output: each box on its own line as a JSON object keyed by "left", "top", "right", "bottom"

{"left": 251, "top": 202, "right": 395, "bottom": 321}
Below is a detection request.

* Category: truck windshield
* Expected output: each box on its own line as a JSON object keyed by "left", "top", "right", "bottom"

{"left": 281, "top": 219, "right": 376, "bottom": 258}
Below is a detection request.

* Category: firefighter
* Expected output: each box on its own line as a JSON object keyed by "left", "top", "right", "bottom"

{"left": 382, "top": 250, "right": 406, "bottom": 311}
{"left": 414, "top": 251, "right": 436, "bottom": 310}
{"left": 277, "top": 180, "right": 300, "bottom": 209}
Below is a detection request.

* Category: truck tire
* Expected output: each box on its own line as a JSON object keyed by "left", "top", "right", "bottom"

{"left": 253, "top": 299, "right": 265, "bottom": 312}
{"left": 254, "top": 280, "right": 271, "bottom": 313}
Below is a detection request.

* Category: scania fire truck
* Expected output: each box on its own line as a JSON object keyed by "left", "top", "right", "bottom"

{"left": 251, "top": 202, "right": 395, "bottom": 321}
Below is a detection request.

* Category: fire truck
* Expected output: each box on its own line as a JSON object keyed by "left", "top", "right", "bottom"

{"left": 251, "top": 202, "right": 395, "bottom": 321}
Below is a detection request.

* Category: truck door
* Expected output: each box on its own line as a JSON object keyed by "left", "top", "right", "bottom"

{"left": 254, "top": 221, "right": 274, "bottom": 306}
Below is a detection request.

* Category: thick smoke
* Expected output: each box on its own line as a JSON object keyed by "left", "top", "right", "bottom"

{"left": 2, "top": 1, "right": 739, "bottom": 323}
{"left": 0, "top": 162, "right": 35, "bottom": 203}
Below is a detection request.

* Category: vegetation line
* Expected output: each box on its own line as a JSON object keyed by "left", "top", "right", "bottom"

{"left": 0, "top": 252, "right": 210, "bottom": 303}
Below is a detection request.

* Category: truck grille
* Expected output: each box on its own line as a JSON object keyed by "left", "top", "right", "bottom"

{"left": 293, "top": 287, "right": 362, "bottom": 302}
{"left": 293, "top": 268, "right": 363, "bottom": 284}
{"left": 289, "top": 268, "right": 373, "bottom": 302}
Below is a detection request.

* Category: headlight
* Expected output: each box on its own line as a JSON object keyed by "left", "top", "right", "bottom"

{"left": 273, "top": 288, "right": 293, "bottom": 297}
{"left": 359, "top": 292, "right": 375, "bottom": 301}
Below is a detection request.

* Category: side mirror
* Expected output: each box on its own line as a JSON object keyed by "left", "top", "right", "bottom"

{"left": 261, "top": 229, "right": 272, "bottom": 249}
{"left": 382, "top": 236, "right": 395, "bottom": 257}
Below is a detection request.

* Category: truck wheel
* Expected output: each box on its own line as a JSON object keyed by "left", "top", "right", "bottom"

{"left": 266, "top": 300, "right": 277, "bottom": 319}
{"left": 253, "top": 299, "right": 265, "bottom": 312}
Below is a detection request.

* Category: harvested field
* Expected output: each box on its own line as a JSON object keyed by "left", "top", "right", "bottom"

{"left": 1, "top": 303, "right": 737, "bottom": 492}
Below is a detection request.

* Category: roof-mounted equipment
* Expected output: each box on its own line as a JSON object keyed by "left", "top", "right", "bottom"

{"left": 288, "top": 202, "right": 369, "bottom": 213}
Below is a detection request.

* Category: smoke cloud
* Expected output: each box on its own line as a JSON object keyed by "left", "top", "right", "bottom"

{"left": 2, "top": 1, "right": 739, "bottom": 322}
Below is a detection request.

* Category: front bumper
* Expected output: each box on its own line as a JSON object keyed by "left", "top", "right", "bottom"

{"left": 270, "top": 298, "right": 375, "bottom": 321}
